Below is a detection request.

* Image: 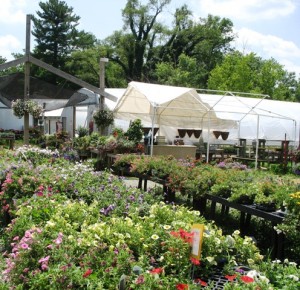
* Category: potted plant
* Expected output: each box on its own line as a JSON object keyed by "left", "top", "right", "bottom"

{"left": 11, "top": 99, "right": 43, "bottom": 119}
{"left": 93, "top": 108, "right": 114, "bottom": 133}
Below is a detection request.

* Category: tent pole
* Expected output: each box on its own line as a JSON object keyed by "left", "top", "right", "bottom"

{"left": 255, "top": 115, "right": 260, "bottom": 170}
{"left": 150, "top": 105, "right": 156, "bottom": 156}
{"left": 206, "top": 111, "right": 211, "bottom": 163}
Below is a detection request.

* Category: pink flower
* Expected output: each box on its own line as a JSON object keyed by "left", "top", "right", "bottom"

{"left": 136, "top": 275, "right": 145, "bottom": 285}
{"left": 54, "top": 232, "right": 63, "bottom": 245}
{"left": 38, "top": 256, "right": 50, "bottom": 264}
{"left": 41, "top": 263, "right": 49, "bottom": 271}
{"left": 20, "top": 243, "right": 29, "bottom": 250}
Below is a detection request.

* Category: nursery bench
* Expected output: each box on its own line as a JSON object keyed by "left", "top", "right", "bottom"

{"left": 206, "top": 194, "right": 285, "bottom": 260}
{"left": 0, "top": 133, "right": 15, "bottom": 149}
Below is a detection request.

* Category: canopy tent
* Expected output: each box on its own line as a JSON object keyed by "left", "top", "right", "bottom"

{"left": 113, "top": 81, "right": 237, "bottom": 158}
{"left": 113, "top": 81, "right": 235, "bottom": 129}
{"left": 197, "top": 91, "right": 299, "bottom": 145}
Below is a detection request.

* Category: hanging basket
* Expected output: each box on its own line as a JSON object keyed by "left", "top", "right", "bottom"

{"left": 221, "top": 132, "right": 229, "bottom": 140}
{"left": 194, "top": 130, "right": 202, "bottom": 138}
{"left": 213, "top": 131, "right": 221, "bottom": 139}
{"left": 186, "top": 129, "right": 194, "bottom": 137}
{"left": 178, "top": 129, "right": 186, "bottom": 138}
{"left": 11, "top": 99, "right": 43, "bottom": 119}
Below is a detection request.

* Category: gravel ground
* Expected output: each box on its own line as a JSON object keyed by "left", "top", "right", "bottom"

{"left": 122, "top": 177, "right": 162, "bottom": 190}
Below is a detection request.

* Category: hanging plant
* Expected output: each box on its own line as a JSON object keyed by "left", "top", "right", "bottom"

{"left": 93, "top": 108, "right": 114, "bottom": 129}
{"left": 11, "top": 99, "right": 43, "bottom": 119}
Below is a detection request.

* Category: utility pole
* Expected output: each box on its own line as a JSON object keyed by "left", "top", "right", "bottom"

{"left": 24, "top": 14, "right": 31, "bottom": 145}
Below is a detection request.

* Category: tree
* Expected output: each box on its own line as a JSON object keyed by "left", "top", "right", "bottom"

{"left": 106, "top": 0, "right": 171, "bottom": 82}
{"left": 31, "top": 0, "right": 96, "bottom": 84}
{"left": 207, "top": 51, "right": 299, "bottom": 101}
{"left": 104, "top": 1, "right": 234, "bottom": 86}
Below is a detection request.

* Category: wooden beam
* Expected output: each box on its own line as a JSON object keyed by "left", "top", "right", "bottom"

{"left": 29, "top": 56, "right": 117, "bottom": 102}
{"left": 23, "top": 15, "right": 31, "bottom": 145}
{"left": 0, "top": 56, "right": 26, "bottom": 71}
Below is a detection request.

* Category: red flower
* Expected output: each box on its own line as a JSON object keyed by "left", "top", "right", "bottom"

{"left": 171, "top": 228, "right": 194, "bottom": 244}
{"left": 82, "top": 268, "right": 93, "bottom": 278}
{"left": 194, "top": 278, "right": 207, "bottom": 286}
{"left": 149, "top": 268, "right": 163, "bottom": 275}
{"left": 190, "top": 257, "right": 200, "bottom": 266}
{"left": 176, "top": 283, "right": 189, "bottom": 290}
{"left": 225, "top": 274, "right": 237, "bottom": 281}
{"left": 241, "top": 275, "right": 254, "bottom": 283}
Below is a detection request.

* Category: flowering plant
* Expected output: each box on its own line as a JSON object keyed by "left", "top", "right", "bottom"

{"left": 93, "top": 108, "right": 114, "bottom": 128}
{"left": 11, "top": 99, "right": 43, "bottom": 118}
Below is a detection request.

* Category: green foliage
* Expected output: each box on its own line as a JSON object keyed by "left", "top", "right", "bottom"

{"left": 31, "top": 0, "right": 96, "bottom": 83}
{"left": 76, "top": 126, "right": 89, "bottom": 137}
{"left": 93, "top": 108, "right": 114, "bottom": 129}
{"left": 208, "top": 51, "right": 298, "bottom": 101}
{"left": 125, "top": 119, "right": 143, "bottom": 144}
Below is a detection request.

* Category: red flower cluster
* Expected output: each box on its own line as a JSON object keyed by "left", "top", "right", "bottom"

{"left": 170, "top": 228, "right": 194, "bottom": 244}
{"left": 241, "top": 275, "right": 254, "bottom": 283}
{"left": 194, "top": 278, "right": 207, "bottom": 286}
{"left": 190, "top": 257, "right": 200, "bottom": 266}
{"left": 176, "top": 283, "right": 189, "bottom": 290}
{"left": 149, "top": 267, "right": 164, "bottom": 275}
{"left": 225, "top": 274, "right": 237, "bottom": 281}
{"left": 82, "top": 268, "right": 93, "bottom": 278}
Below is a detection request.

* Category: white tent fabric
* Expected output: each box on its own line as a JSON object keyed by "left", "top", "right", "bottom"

{"left": 113, "top": 81, "right": 236, "bottom": 132}
{"left": 198, "top": 93, "right": 299, "bottom": 146}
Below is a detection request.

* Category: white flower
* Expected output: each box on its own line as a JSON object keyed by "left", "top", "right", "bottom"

{"left": 163, "top": 225, "right": 171, "bottom": 230}
{"left": 151, "top": 234, "right": 159, "bottom": 240}
{"left": 288, "top": 275, "right": 299, "bottom": 281}
{"left": 247, "top": 258, "right": 255, "bottom": 265}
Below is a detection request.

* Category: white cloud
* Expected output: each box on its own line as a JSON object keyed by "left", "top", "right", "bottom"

{"left": 0, "top": 35, "right": 22, "bottom": 60}
{"left": 197, "top": 0, "right": 296, "bottom": 21}
{"left": 234, "top": 27, "right": 300, "bottom": 75}
{"left": 0, "top": 0, "right": 27, "bottom": 24}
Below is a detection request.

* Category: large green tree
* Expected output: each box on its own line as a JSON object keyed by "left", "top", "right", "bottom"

{"left": 99, "top": 1, "right": 234, "bottom": 86}
{"left": 31, "top": 0, "right": 96, "bottom": 84}
{"left": 207, "top": 51, "right": 300, "bottom": 101}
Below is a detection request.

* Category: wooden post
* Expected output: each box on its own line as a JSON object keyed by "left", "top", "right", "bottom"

{"left": 24, "top": 14, "right": 31, "bottom": 145}
{"left": 98, "top": 57, "right": 108, "bottom": 135}
{"left": 99, "top": 58, "right": 108, "bottom": 110}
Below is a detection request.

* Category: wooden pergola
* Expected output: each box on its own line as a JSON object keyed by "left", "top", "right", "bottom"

{"left": 0, "top": 15, "right": 116, "bottom": 144}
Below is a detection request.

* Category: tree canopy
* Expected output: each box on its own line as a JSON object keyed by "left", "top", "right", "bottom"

{"left": 31, "top": 0, "right": 96, "bottom": 84}
{"left": 207, "top": 51, "right": 300, "bottom": 101}
{"left": 0, "top": 0, "right": 299, "bottom": 102}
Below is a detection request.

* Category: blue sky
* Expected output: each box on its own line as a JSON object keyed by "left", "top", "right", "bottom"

{"left": 1, "top": 0, "right": 300, "bottom": 77}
